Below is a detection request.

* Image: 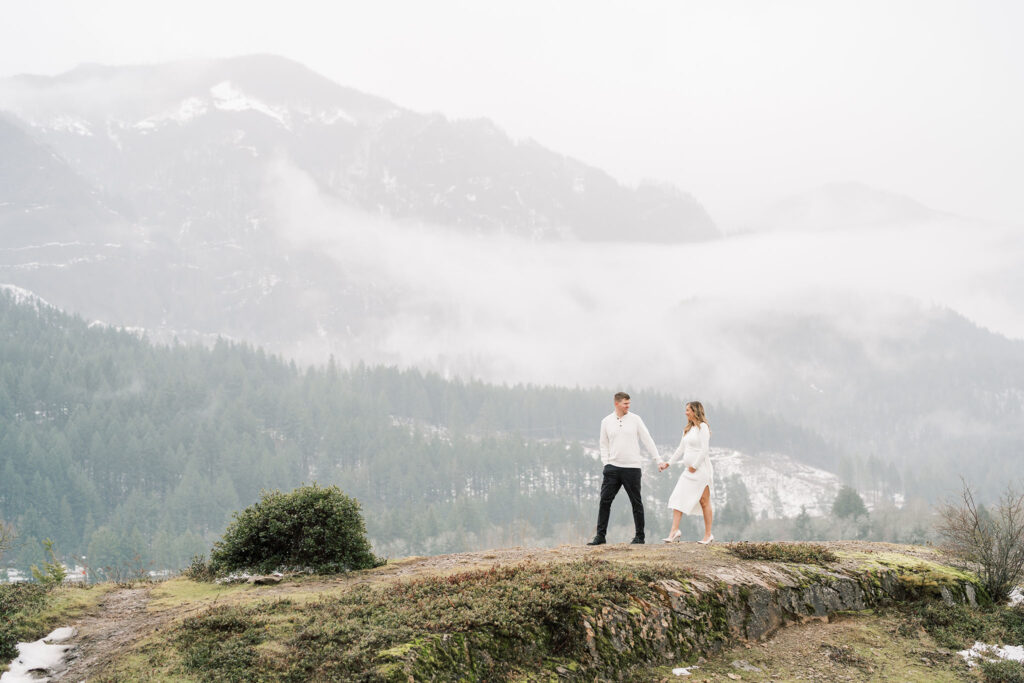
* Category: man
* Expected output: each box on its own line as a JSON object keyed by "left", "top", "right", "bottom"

{"left": 587, "top": 392, "right": 661, "bottom": 545}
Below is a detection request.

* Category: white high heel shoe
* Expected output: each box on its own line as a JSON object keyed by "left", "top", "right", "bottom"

{"left": 697, "top": 534, "right": 714, "bottom": 545}
{"left": 662, "top": 529, "right": 682, "bottom": 543}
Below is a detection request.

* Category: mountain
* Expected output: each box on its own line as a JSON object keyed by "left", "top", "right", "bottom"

{"left": 0, "top": 54, "right": 717, "bottom": 244}
{"left": 0, "top": 54, "right": 718, "bottom": 358}
{"left": 745, "top": 181, "right": 946, "bottom": 232}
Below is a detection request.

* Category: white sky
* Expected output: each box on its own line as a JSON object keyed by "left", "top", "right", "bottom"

{"left": 1, "top": 0, "right": 1022, "bottom": 228}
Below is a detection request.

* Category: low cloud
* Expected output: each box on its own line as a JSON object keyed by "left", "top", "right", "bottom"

{"left": 266, "top": 161, "right": 1024, "bottom": 402}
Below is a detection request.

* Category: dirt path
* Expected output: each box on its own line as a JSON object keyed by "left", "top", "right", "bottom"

{"left": 52, "top": 587, "right": 177, "bottom": 681}
{"left": 249, "top": 539, "right": 952, "bottom": 597}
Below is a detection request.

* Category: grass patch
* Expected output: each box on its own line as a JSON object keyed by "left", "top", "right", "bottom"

{"left": 174, "top": 606, "right": 268, "bottom": 682}
{"left": 838, "top": 551, "right": 982, "bottom": 582}
{"left": 728, "top": 542, "right": 838, "bottom": 566}
{"left": 980, "top": 658, "right": 1024, "bottom": 682}
{"left": 147, "top": 577, "right": 255, "bottom": 612}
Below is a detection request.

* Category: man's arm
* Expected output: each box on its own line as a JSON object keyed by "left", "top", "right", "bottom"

{"left": 599, "top": 418, "right": 610, "bottom": 465}
{"left": 637, "top": 417, "right": 661, "bottom": 465}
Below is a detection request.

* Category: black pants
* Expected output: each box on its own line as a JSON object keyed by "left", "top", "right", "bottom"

{"left": 596, "top": 464, "right": 644, "bottom": 540}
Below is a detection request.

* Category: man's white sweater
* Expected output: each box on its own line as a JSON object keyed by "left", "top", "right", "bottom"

{"left": 599, "top": 411, "right": 660, "bottom": 468}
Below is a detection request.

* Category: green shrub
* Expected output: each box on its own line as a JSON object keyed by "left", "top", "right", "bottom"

{"left": 210, "top": 484, "right": 381, "bottom": 575}
{"left": 0, "top": 583, "right": 48, "bottom": 661}
{"left": 998, "top": 606, "right": 1024, "bottom": 645}
{"left": 980, "top": 658, "right": 1024, "bottom": 683}
{"left": 728, "top": 542, "right": 838, "bottom": 565}
{"left": 912, "top": 601, "right": 988, "bottom": 649}
{"left": 910, "top": 602, "right": 1024, "bottom": 652}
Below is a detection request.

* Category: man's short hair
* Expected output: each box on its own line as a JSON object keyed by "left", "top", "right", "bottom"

{"left": 614, "top": 392, "right": 630, "bottom": 402}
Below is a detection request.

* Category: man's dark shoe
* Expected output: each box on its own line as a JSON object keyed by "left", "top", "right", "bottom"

{"left": 630, "top": 537, "right": 645, "bottom": 544}
{"left": 586, "top": 536, "right": 606, "bottom": 546}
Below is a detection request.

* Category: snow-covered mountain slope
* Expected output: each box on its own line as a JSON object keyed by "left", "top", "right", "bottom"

{"left": 709, "top": 448, "right": 844, "bottom": 518}
{"left": 0, "top": 54, "right": 717, "bottom": 244}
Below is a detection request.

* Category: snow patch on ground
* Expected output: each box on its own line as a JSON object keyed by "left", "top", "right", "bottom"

{"left": 955, "top": 585, "right": 1022, "bottom": 670}
{"left": 0, "top": 627, "right": 76, "bottom": 682}
{"left": 958, "top": 641, "right": 1024, "bottom": 667}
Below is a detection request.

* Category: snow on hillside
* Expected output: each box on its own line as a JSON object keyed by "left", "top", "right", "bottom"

{"left": 0, "top": 283, "right": 51, "bottom": 310}
{"left": 210, "top": 81, "right": 291, "bottom": 128}
{"left": 711, "top": 449, "right": 840, "bottom": 518}
{"left": 134, "top": 97, "right": 208, "bottom": 131}
{"left": 579, "top": 442, "right": 849, "bottom": 519}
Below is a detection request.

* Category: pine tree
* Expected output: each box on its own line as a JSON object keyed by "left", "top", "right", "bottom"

{"left": 832, "top": 485, "right": 869, "bottom": 519}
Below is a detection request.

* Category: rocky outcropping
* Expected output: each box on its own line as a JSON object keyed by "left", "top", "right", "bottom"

{"left": 576, "top": 550, "right": 983, "bottom": 675}
{"left": 373, "top": 543, "right": 986, "bottom": 680}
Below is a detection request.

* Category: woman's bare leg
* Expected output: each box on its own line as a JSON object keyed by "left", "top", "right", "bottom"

{"left": 670, "top": 509, "right": 683, "bottom": 534}
{"left": 699, "top": 486, "right": 713, "bottom": 541}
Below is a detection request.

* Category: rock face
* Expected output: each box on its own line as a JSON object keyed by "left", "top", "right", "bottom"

{"left": 573, "top": 553, "right": 983, "bottom": 676}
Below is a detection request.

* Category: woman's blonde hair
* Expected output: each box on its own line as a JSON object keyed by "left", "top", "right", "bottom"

{"left": 684, "top": 401, "right": 709, "bottom": 434}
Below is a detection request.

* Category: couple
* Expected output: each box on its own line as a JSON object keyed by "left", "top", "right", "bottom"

{"left": 586, "top": 392, "right": 714, "bottom": 546}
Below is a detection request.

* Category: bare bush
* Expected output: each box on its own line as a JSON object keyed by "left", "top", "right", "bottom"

{"left": 937, "top": 482, "right": 1024, "bottom": 604}
{"left": 100, "top": 555, "right": 154, "bottom": 588}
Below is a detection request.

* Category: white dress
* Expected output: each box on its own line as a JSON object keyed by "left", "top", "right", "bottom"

{"left": 667, "top": 422, "right": 713, "bottom": 515}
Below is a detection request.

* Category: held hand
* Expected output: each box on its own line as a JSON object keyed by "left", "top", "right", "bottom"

{"left": 687, "top": 466, "right": 697, "bottom": 473}
{"left": 658, "top": 462, "right": 669, "bottom": 471}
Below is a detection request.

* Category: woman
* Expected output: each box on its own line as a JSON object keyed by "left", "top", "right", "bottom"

{"left": 659, "top": 401, "right": 714, "bottom": 544}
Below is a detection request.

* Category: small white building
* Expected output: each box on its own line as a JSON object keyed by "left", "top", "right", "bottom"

{"left": 63, "top": 564, "right": 88, "bottom": 584}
